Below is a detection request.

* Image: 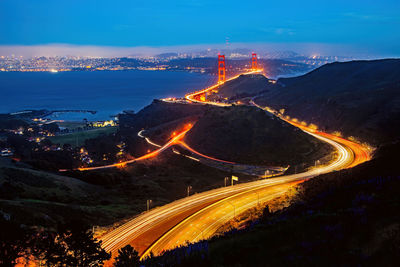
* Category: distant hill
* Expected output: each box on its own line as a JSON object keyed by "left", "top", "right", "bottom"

{"left": 155, "top": 52, "right": 179, "bottom": 59}
{"left": 119, "top": 100, "right": 207, "bottom": 134}
{"left": 254, "top": 59, "right": 400, "bottom": 145}
{"left": 120, "top": 100, "right": 333, "bottom": 167}
{"left": 184, "top": 105, "right": 332, "bottom": 166}
{"left": 208, "top": 74, "right": 272, "bottom": 101}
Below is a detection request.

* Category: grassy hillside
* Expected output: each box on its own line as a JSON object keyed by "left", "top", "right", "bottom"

{"left": 0, "top": 152, "right": 253, "bottom": 228}
{"left": 184, "top": 105, "right": 333, "bottom": 166}
{"left": 255, "top": 59, "right": 400, "bottom": 145}
{"left": 49, "top": 127, "right": 117, "bottom": 147}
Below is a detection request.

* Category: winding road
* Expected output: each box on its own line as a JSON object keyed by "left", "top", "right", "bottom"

{"left": 100, "top": 71, "right": 371, "bottom": 263}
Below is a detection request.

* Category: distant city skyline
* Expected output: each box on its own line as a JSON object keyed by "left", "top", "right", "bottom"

{"left": 0, "top": 43, "right": 396, "bottom": 59}
{"left": 1, "top": 0, "right": 399, "bottom": 58}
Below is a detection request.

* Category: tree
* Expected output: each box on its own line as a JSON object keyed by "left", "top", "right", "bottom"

{"left": 42, "top": 122, "right": 60, "bottom": 133}
{"left": 114, "top": 245, "right": 140, "bottom": 267}
{"left": 262, "top": 205, "right": 272, "bottom": 220}
{"left": 43, "top": 221, "right": 111, "bottom": 266}
{"left": 0, "top": 217, "right": 28, "bottom": 266}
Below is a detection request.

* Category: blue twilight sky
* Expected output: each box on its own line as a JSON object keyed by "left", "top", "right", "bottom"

{"left": 0, "top": 0, "right": 399, "bottom": 57}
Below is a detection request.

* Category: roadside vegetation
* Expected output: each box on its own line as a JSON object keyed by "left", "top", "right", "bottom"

{"left": 49, "top": 126, "right": 117, "bottom": 147}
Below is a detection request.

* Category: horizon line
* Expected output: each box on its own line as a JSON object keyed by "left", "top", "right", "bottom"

{"left": 1, "top": 42, "right": 399, "bottom": 59}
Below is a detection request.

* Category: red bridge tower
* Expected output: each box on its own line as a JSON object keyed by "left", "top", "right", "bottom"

{"left": 251, "top": 53, "right": 258, "bottom": 70}
{"left": 218, "top": 55, "right": 226, "bottom": 83}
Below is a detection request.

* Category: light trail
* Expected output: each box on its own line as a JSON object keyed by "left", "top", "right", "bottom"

{"left": 139, "top": 125, "right": 358, "bottom": 259}
{"left": 138, "top": 130, "right": 162, "bottom": 148}
{"left": 139, "top": 130, "right": 286, "bottom": 177}
{"left": 62, "top": 125, "right": 192, "bottom": 172}
{"left": 185, "top": 69, "right": 263, "bottom": 105}
{"left": 101, "top": 70, "right": 371, "bottom": 264}
{"left": 178, "top": 141, "right": 235, "bottom": 164}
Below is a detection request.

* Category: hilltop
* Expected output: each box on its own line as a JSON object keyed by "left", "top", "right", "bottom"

{"left": 184, "top": 105, "right": 333, "bottom": 166}
{"left": 119, "top": 99, "right": 207, "bottom": 134}
{"left": 207, "top": 74, "right": 273, "bottom": 102}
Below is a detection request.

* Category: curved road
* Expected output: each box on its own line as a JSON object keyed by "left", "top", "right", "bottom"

{"left": 60, "top": 125, "right": 193, "bottom": 172}
{"left": 101, "top": 71, "right": 371, "bottom": 263}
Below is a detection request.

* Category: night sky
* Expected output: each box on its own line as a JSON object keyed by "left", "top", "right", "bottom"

{"left": 1, "top": 0, "right": 399, "bottom": 56}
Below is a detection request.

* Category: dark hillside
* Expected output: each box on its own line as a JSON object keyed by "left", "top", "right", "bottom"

{"left": 0, "top": 153, "right": 250, "bottom": 228}
{"left": 184, "top": 105, "right": 333, "bottom": 166}
{"left": 145, "top": 142, "right": 400, "bottom": 266}
{"left": 119, "top": 100, "right": 207, "bottom": 134}
{"left": 208, "top": 74, "right": 272, "bottom": 101}
{"left": 254, "top": 59, "right": 400, "bottom": 145}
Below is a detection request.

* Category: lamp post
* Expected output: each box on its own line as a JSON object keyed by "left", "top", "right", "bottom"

{"left": 315, "top": 159, "right": 320, "bottom": 168}
{"left": 147, "top": 199, "right": 152, "bottom": 212}
{"left": 315, "top": 160, "right": 321, "bottom": 175}
{"left": 231, "top": 176, "right": 238, "bottom": 186}
{"left": 187, "top": 186, "right": 192, "bottom": 197}
{"left": 224, "top": 177, "right": 229, "bottom": 187}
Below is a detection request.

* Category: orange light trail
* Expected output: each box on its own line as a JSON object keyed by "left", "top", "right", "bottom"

{"left": 250, "top": 100, "right": 372, "bottom": 167}
{"left": 100, "top": 70, "right": 372, "bottom": 262}
{"left": 178, "top": 141, "right": 235, "bottom": 164}
{"left": 60, "top": 125, "right": 193, "bottom": 172}
{"left": 185, "top": 69, "right": 263, "bottom": 105}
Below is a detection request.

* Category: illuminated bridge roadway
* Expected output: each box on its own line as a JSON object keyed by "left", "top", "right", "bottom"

{"left": 100, "top": 71, "right": 371, "bottom": 263}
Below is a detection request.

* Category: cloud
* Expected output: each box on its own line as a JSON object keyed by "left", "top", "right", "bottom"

{"left": 275, "top": 28, "right": 295, "bottom": 36}
{"left": 258, "top": 27, "right": 295, "bottom": 36}
{"left": 342, "top": 12, "right": 396, "bottom": 21}
{"left": 0, "top": 42, "right": 398, "bottom": 58}
{"left": 0, "top": 44, "right": 163, "bottom": 58}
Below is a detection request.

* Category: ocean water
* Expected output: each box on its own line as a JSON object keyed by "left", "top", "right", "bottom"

{"left": 0, "top": 70, "right": 215, "bottom": 121}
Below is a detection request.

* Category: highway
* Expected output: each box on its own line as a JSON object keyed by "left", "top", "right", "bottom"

{"left": 59, "top": 124, "right": 193, "bottom": 172}
{"left": 138, "top": 129, "right": 287, "bottom": 177}
{"left": 184, "top": 70, "right": 262, "bottom": 106}
{"left": 100, "top": 71, "right": 371, "bottom": 263}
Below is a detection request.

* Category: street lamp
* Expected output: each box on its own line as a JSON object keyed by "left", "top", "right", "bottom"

{"left": 147, "top": 199, "right": 152, "bottom": 212}
{"left": 224, "top": 177, "right": 229, "bottom": 187}
{"left": 187, "top": 186, "right": 192, "bottom": 197}
{"left": 231, "top": 176, "right": 238, "bottom": 186}
{"left": 315, "top": 160, "right": 321, "bottom": 175}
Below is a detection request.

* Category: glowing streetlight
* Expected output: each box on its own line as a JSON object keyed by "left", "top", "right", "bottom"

{"left": 231, "top": 175, "right": 238, "bottom": 186}
{"left": 315, "top": 160, "right": 320, "bottom": 168}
